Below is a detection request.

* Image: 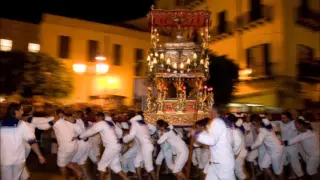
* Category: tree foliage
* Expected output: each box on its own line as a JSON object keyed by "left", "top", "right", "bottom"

{"left": 206, "top": 51, "right": 239, "bottom": 106}
{"left": 0, "top": 51, "right": 72, "bottom": 98}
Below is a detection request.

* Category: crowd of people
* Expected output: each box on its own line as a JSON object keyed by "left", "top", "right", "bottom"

{"left": 0, "top": 103, "right": 319, "bottom": 180}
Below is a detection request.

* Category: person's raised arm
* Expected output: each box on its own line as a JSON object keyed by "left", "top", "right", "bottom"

{"left": 79, "top": 122, "right": 103, "bottom": 139}
{"left": 21, "top": 123, "right": 46, "bottom": 164}
{"left": 250, "top": 129, "right": 266, "bottom": 150}
{"left": 122, "top": 122, "right": 137, "bottom": 143}
{"left": 157, "top": 131, "right": 169, "bottom": 144}
{"left": 285, "top": 131, "right": 313, "bottom": 146}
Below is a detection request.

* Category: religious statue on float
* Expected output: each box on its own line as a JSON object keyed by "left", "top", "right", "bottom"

{"left": 175, "top": 88, "right": 186, "bottom": 114}
{"left": 146, "top": 87, "right": 154, "bottom": 112}
{"left": 197, "top": 86, "right": 208, "bottom": 112}
{"left": 206, "top": 87, "right": 214, "bottom": 110}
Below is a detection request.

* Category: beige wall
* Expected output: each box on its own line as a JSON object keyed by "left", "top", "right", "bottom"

{"left": 0, "top": 18, "right": 39, "bottom": 52}
{"left": 40, "top": 14, "right": 150, "bottom": 105}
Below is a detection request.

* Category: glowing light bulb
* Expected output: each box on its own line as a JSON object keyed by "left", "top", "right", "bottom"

{"left": 160, "top": 53, "right": 164, "bottom": 59}
{"left": 166, "top": 58, "right": 171, "bottom": 64}
{"left": 180, "top": 63, "right": 184, "bottom": 69}
{"left": 200, "top": 59, "right": 204, "bottom": 64}
{"left": 193, "top": 53, "right": 197, "bottom": 59}
{"left": 147, "top": 55, "right": 151, "bottom": 61}
{"left": 187, "top": 58, "right": 191, "bottom": 64}
{"left": 173, "top": 63, "right": 177, "bottom": 69}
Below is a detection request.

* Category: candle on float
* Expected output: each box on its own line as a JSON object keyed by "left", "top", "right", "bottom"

{"left": 147, "top": 55, "right": 151, "bottom": 61}
{"left": 200, "top": 59, "right": 204, "bottom": 64}
{"left": 180, "top": 63, "right": 184, "bottom": 69}
{"left": 160, "top": 53, "right": 164, "bottom": 59}
{"left": 166, "top": 58, "right": 171, "bottom": 64}
{"left": 153, "top": 58, "right": 157, "bottom": 64}
{"left": 155, "top": 52, "right": 159, "bottom": 57}
{"left": 173, "top": 63, "right": 177, "bottom": 69}
{"left": 193, "top": 53, "right": 197, "bottom": 59}
{"left": 187, "top": 58, "right": 191, "bottom": 64}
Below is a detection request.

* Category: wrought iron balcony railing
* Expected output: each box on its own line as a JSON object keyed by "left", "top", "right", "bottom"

{"left": 296, "top": 6, "right": 320, "bottom": 31}
{"left": 210, "top": 21, "right": 235, "bottom": 42}
{"left": 298, "top": 58, "right": 320, "bottom": 82}
{"left": 235, "top": 4, "right": 273, "bottom": 31}
{"left": 176, "top": 0, "right": 205, "bottom": 9}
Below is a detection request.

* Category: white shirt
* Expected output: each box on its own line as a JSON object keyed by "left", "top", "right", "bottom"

{"left": 80, "top": 120, "right": 119, "bottom": 149}
{"left": 123, "top": 115, "right": 153, "bottom": 148}
{"left": 288, "top": 130, "right": 320, "bottom": 157}
{"left": 197, "top": 117, "right": 235, "bottom": 165}
{"left": 273, "top": 120, "right": 298, "bottom": 141}
{"left": 251, "top": 128, "right": 283, "bottom": 154}
{"left": 52, "top": 119, "right": 77, "bottom": 153}
{"left": 105, "top": 116, "right": 123, "bottom": 139}
{"left": 243, "top": 122, "right": 254, "bottom": 146}
{"left": 31, "top": 116, "right": 54, "bottom": 130}
{"left": 157, "top": 130, "right": 188, "bottom": 154}
{"left": 233, "top": 128, "right": 247, "bottom": 157}
{"left": 0, "top": 120, "right": 36, "bottom": 165}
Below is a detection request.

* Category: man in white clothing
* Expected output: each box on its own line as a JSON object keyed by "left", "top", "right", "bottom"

{"left": 77, "top": 112, "right": 129, "bottom": 180}
{"left": 119, "top": 112, "right": 158, "bottom": 180}
{"left": 192, "top": 106, "right": 236, "bottom": 180}
{"left": 0, "top": 103, "right": 46, "bottom": 180}
{"left": 276, "top": 112, "right": 304, "bottom": 179}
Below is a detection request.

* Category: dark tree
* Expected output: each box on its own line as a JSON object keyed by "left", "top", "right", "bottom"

{"left": 0, "top": 51, "right": 72, "bottom": 98}
{"left": 206, "top": 52, "right": 239, "bottom": 106}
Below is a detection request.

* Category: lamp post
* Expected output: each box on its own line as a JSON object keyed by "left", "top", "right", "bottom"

{"left": 72, "top": 55, "right": 109, "bottom": 103}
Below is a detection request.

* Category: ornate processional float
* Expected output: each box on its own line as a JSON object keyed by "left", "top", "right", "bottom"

{"left": 143, "top": 8, "right": 214, "bottom": 126}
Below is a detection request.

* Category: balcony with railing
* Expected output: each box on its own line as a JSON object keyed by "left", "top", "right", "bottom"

{"left": 175, "top": 0, "right": 205, "bottom": 9}
{"left": 210, "top": 21, "right": 235, "bottom": 42}
{"left": 298, "top": 58, "right": 320, "bottom": 83}
{"left": 296, "top": 6, "right": 320, "bottom": 31}
{"left": 235, "top": 4, "right": 273, "bottom": 31}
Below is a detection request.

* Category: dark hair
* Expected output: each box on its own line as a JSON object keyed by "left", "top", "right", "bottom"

{"left": 250, "top": 114, "right": 261, "bottom": 123}
{"left": 296, "top": 119, "right": 313, "bottom": 131}
{"left": 96, "top": 112, "right": 105, "bottom": 118}
{"left": 127, "top": 110, "right": 136, "bottom": 119}
{"left": 156, "top": 119, "right": 169, "bottom": 128}
{"left": 77, "top": 111, "right": 85, "bottom": 119}
{"left": 196, "top": 117, "right": 210, "bottom": 127}
{"left": 85, "top": 107, "right": 92, "bottom": 114}
{"left": 137, "top": 111, "right": 144, "bottom": 118}
{"left": 64, "top": 108, "right": 74, "bottom": 117}
{"left": 282, "top": 111, "right": 293, "bottom": 120}
{"left": 5, "top": 103, "right": 22, "bottom": 118}
{"left": 227, "top": 114, "right": 237, "bottom": 123}
{"left": 56, "top": 109, "right": 64, "bottom": 115}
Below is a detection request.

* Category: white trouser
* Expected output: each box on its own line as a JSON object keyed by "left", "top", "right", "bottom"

{"left": 206, "top": 163, "right": 236, "bottom": 180}
{"left": 172, "top": 147, "right": 189, "bottom": 174}
{"left": 88, "top": 135, "right": 101, "bottom": 164}
{"left": 121, "top": 146, "right": 138, "bottom": 173}
{"left": 1, "top": 163, "right": 24, "bottom": 180}
{"left": 72, "top": 140, "right": 90, "bottom": 165}
{"left": 235, "top": 155, "right": 247, "bottom": 180}
{"left": 260, "top": 151, "right": 284, "bottom": 175}
{"left": 284, "top": 145, "right": 304, "bottom": 177}
{"left": 57, "top": 144, "right": 77, "bottom": 167}
{"left": 192, "top": 148, "right": 202, "bottom": 166}
{"left": 155, "top": 149, "right": 173, "bottom": 170}
{"left": 306, "top": 156, "right": 320, "bottom": 176}
{"left": 134, "top": 144, "right": 154, "bottom": 172}
{"left": 98, "top": 146, "right": 122, "bottom": 173}
{"left": 21, "top": 146, "right": 32, "bottom": 180}
{"left": 199, "top": 149, "right": 210, "bottom": 169}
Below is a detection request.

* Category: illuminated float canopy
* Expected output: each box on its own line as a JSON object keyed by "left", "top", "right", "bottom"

{"left": 144, "top": 8, "right": 213, "bottom": 126}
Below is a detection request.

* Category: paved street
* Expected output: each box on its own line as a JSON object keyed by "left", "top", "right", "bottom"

{"left": 27, "top": 152, "right": 177, "bottom": 180}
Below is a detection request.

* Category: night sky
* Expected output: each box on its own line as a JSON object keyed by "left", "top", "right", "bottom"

{"left": 0, "top": 0, "right": 155, "bottom": 24}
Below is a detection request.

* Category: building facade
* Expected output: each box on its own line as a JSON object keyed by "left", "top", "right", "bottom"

{"left": 0, "top": 15, "right": 151, "bottom": 106}
{"left": 153, "top": 0, "right": 320, "bottom": 109}
{"left": 0, "top": 18, "right": 40, "bottom": 53}
{"left": 39, "top": 14, "right": 151, "bottom": 105}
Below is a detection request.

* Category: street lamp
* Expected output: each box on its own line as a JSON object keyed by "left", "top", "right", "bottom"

{"left": 96, "top": 63, "right": 109, "bottom": 74}
{"left": 73, "top": 64, "right": 87, "bottom": 73}
{"left": 95, "top": 55, "right": 106, "bottom": 61}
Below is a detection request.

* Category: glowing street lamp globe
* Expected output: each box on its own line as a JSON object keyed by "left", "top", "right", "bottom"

{"left": 96, "top": 63, "right": 109, "bottom": 74}
{"left": 95, "top": 55, "right": 106, "bottom": 61}
{"left": 73, "top": 64, "right": 87, "bottom": 73}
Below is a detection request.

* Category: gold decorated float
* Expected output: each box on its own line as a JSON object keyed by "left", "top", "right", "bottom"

{"left": 144, "top": 8, "right": 214, "bottom": 125}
